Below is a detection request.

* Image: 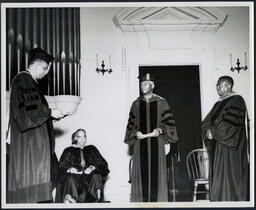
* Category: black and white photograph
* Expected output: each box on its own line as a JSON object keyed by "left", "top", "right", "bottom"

{"left": 1, "top": 1, "right": 254, "bottom": 208}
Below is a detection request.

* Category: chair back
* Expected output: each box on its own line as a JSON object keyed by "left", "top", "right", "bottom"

{"left": 128, "top": 156, "right": 133, "bottom": 183}
{"left": 186, "top": 149, "right": 209, "bottom": 181}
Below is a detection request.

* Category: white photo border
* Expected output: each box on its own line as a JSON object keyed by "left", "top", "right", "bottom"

{"left": 1, "top": 1, "right": 254, "bottom": 208}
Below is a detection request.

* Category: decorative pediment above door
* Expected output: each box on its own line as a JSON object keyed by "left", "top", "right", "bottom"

{"left": 113, "top": 7, "right": 228, "bottom": 33}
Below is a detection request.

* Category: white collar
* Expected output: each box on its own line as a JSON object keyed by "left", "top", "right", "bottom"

{"left": 143, "top": 93, "right": 154, "bottom": 102}
{"left": 218, "top": 92, "right": 237, "bottom": 101}
{"left": 25, "top": 70, "right": 38, "bottom": 83}
{"left": 71, "top": 144, "right": 85, "bottom": 149}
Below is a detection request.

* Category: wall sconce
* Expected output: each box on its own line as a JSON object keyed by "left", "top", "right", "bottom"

{"left": 229, "top": 52, "right": 248, "bottom": 73}
{"left": 96, "top": 54, "right": 112, "bottom": 75}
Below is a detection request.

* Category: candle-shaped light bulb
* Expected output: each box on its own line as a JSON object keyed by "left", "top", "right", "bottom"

{"left": 229, "top": 53, "right": 233, "bottom": 68}
{"left": 96, "top": 54, "right": 99, "bottom": 68}
{"left": 53, "top": 63, "right": 56, "bottom": 95}
{"left": 17, "top": 49, "right": 20, "bottom": 73}
{"left": 8, "top": 44, "right": 11, "bottom": 88}
{"left": 25, "top": 53, "right": 28, "bottom": 69}
{"left": 244, "top": 51, "right": 247, "bottom": 66}
{"left": 109, "top": 54, "right": 112, "bottom": 69}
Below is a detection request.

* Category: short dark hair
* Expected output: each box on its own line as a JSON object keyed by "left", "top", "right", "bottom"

{"left": 71, "top": 128, "right": 86, "bottom": 145}
{"left": 217, "top": 76, "right": 234, "bottom": 89}
{"left": 28, "top": 47, "right": 55, "bottom": 66}
{"left": 29, "top": 58, "right": 46, "bottom": 67}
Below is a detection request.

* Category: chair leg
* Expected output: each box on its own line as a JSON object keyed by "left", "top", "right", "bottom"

{"left": 193, "top": 182, "right": 198, "bottom": 202}
{"left": 205, "top": 183, "right": 209, "bottom": 200}
{"left": 52, "top": 187, "right": 56, "bottom": 203}
{"left": 96, "top": 189, "right": 101, "bottom": 202}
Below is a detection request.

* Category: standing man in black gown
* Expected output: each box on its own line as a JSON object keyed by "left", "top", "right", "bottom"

{"left": 202, "top": 76, "right": 249, "bottom": 201}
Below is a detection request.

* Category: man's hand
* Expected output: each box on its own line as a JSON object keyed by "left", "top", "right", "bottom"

{"left": 136, "top": 128, "right": 162, "bottom": 140}
{"left": 206, "top": 129, "right": 213, "bottom": 140}
{"left": 51, "top": 108, "right": 64, "bottom": 120}
{"left": 84, "top": 165, "right": 95, "bottom": 174}
{"left": 136, "top": 131, "right": 145, "bottom": 140}
{"left": 152, "top": 128, "right": 162, "bottom": 137}
{"left": 89, "top": 165, "right": 96, "bottom": 171}
{"left": 68, "top": 167, "right": 78, "bottom": 173}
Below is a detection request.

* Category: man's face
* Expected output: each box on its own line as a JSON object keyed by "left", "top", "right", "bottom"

{"left": 75, "top": 130, "right": 87, "bottom": 147}
{"left": 141, "top": 81, "right": 154, "bottom": 95}
{"left": 216, "top": 80, "right": 231, "bottom": 97}
{"left": 35, "top": 60, "right": 51, "bottom": 79}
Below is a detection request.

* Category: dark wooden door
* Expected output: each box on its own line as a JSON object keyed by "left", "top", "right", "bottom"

{"left": 139, "top": 65, "right": 202, "bottom": 201}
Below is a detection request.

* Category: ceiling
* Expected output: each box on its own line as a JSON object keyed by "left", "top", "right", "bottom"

{"left": 112, "top": 7, "right": 228, "bottom": 33}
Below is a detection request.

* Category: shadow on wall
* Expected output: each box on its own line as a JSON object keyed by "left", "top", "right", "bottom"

{"left": 54, "top": 128, "right": 66, "bottom": 138}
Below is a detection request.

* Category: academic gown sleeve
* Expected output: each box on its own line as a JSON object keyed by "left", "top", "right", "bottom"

{"left": 210, "top": 96, "right": 246, "bottom": 149}
{"left": 59, "top": 148, "right": 73, "bottom": 172}
{"left": 124, "top": 102, "right": 139, "bottom": 146}
{"left": 201, "top": 103, "right": 219, "bottom": 152}
{"left": 84, "top": 146, "right": 110, "bottom": 177}
{"left": 59, "top": 147, "right": 83, "bottom": 172}
{"left": 11, "top": 73, "right": 51, "bottom": 133}
{"left": 159, "top": 100, "right": 179, "bottom": 144}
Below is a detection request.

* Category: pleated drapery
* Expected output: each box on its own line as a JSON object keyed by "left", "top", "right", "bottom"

{"left": 6, "top": 8, "right": 81, "bottom": 96}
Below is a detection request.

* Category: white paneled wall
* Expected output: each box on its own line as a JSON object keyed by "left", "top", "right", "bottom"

{"left": 53, "top": 6, "right": 251, "bottom": 202}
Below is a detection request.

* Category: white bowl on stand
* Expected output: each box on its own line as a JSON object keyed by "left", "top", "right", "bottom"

{"left": 45, "top": 95, "right": 82, "bottom": 116}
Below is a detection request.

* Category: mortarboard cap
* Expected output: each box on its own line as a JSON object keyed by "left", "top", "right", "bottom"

{"left": 138, "top": 73, "right": 155, "bottom": 82}
{"left": 29, "top": 47, "right": 55, "bottom": 65}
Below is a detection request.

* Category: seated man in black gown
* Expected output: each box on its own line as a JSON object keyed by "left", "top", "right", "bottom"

{"left": 58, "top": 129, "right": 110, "bottom": 203}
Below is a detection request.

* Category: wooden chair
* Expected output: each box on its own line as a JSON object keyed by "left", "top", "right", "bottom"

{"left": 186, "top": 149, "right": 209, "bottom": 202}
{"left": 128, "top": 156, "right": 133, "bottom": 183}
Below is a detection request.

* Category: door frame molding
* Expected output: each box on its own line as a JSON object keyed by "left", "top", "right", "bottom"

{"left": 122, "top": 46, "right": 217, "bottom": 119}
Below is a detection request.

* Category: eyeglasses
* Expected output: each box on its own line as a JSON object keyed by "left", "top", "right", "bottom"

{"left": 216, "top": 84, "right": 228, "bottom": 88}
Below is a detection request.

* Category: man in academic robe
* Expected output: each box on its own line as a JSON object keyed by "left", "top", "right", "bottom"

{"left": 202, "top": 76, "right": 249, "bottom": 201}
{"left": 57, "top": 129, "right": 110, "bottom": 203}
{"left": 124, "top": 73, "right": 178, "bottom": 202}
{"left": 7, "top": 47, "right": 65, "bottom": 203}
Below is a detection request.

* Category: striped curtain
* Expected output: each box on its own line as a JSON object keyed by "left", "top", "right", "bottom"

{"left": 6, "top": 8, "right": 81, "bottom": 96}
